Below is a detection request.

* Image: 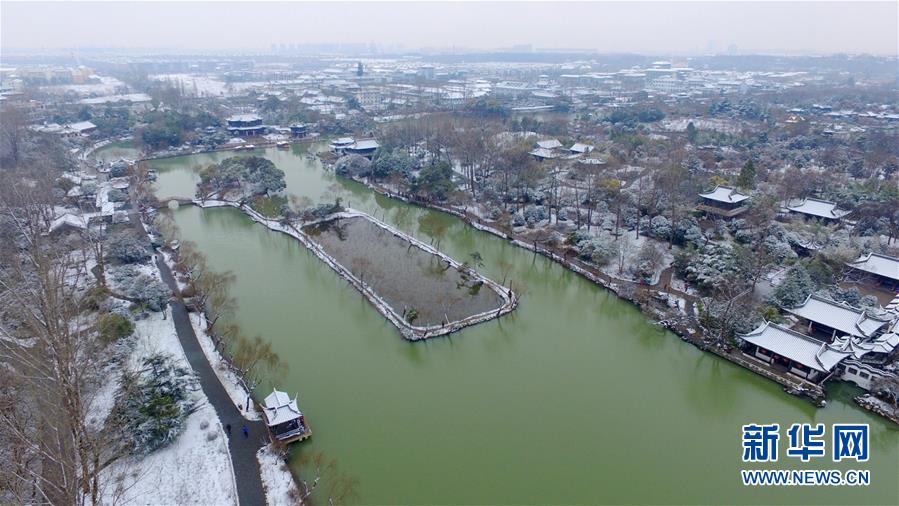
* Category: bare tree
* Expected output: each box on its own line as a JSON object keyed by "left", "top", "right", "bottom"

{"left": 0, "top": 172, "right": 123, "bottom": 505}
{"left": 291, "top": 451, "right": 359, "bottom": 506}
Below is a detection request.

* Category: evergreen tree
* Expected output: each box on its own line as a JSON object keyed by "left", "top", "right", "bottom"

{"left": 737, "top": 160, "right": 757, "bottom": 190}
{"left": 686, "top": 121, "right": 697, "bottom": 144}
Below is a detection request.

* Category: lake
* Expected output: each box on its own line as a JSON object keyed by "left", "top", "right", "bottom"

{"left": 150, "top": 145, "right": 897, "bottom": 505}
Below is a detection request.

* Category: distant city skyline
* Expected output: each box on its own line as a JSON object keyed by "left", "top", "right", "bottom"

{"left": 1, "top": 1, "right": 897, "bottom": 56}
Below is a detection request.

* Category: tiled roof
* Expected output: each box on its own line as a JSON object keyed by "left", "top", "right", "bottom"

{"left": 698, "top": 185, "right": 749, "bottom": 204}
{"left": 847, "top": 252, "right": 899, "bottom": 282}
{"left": 786, "top": 198, "right": 850, "bottom": 219}
{"left": 263, "top": 389, "right": 303, "bottom": 427}
{"left": 739, "top": 322, "right": 852, "bottom": 373}
{"left": 787, "top": 294, "right": 892, "bottom": 338}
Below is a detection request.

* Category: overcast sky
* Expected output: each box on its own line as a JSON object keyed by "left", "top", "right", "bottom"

{"left": 2, "top": 1, "right": 896, "bottom": 55}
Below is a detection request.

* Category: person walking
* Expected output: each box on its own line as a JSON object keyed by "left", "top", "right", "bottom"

{"left": 242, "top": 425, "right": 249, "bottom": 438}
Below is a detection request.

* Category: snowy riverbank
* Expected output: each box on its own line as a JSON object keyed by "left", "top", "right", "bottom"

{"left": 258, "top": 445, "right": 301, "bottom": 505}
{"left": 96, "top": 308, "right": 237, "bottom": 505}
{"left": 190, "top": 312, "right": 261, "bottom": 420}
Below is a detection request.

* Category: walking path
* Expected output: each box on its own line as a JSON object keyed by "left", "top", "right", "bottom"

{"left": 155, "top": 255, "right": 267, "bottom": 506}
{"left": 129, "top": 209, "right": 267, "bottom": 506}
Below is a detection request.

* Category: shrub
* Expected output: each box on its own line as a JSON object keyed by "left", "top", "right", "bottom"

{"left": 111, "top": 266, "right": 171, "bottom": 311}
{"left": 98, "top": 313, "right": 134, "bottom": 343}
{"left": 107, "top": 188, "right": 127, "bottom": 203}
{"left": 109, "top": 354, "right": 196, "bottom": 454}
{"left": 106, "top": 232, "right": 151, "bottom": 264}
{"left": 649, "top": 215, "right": 672, "bottom": 240}
{"left": 577, "top": 237, "right": 614, "bottom": 266}
{"left": 334, "top": 154, "right": 372, "bottom": 178}
{"left": 772, "top": 265, "right": 815, "bottom": 308}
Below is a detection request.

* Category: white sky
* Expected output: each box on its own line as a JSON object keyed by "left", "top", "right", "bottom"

{"left": 2, "top": 1, "right": 897, "bottom": 55}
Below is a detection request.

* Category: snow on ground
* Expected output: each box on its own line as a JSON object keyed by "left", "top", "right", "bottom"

{"left": 670, "top": 276, "right": 698, "bottom": 296}
{"left": 161, "top": 250, "right": 190, "bottom": 291}
{"left": 98, "top": 311, "right": 237, "bottom": 505}
{"left": 150, "top": 74, "right": 230, "bottom": 97}
{"left": 39, "top": 76, "right": 125, "bottom": 97}
{"left": 258, "top": 444, "right": 300, "bottom": 505}
{"left": 102, "top": 401, "right": 236, "bottom": 506}
{"left": 595, "top": 232, "right": 675, "bottom": 285}
{"left": 95, "top": 287, "right": 237, "bottom": 504}
{"left": 660, "top": 117, "right": 746, "bottom": 134}
{"left": 191, "top": 312, "right": 260, "bottom": 420}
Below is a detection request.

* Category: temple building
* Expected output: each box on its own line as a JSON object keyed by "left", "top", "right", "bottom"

{"left": 696, "top": 185, "right": 750, "bottom": 218}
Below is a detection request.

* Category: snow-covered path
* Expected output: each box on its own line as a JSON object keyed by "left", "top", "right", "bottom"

{"left": 153, "top": 254, "right": 269, "bottom": 506}
{"left": 129, "top": 204, "right": 269, "bottom": 505}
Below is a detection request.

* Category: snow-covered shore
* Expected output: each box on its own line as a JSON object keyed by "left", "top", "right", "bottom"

{"left": 190, "top": 312, "right": 261, "bottom": 420}
{"left": 92, "top": 258, "right": 238, "bottom": 505}
{"left": 258, "top": 445, "right": 300, "bottom": 505}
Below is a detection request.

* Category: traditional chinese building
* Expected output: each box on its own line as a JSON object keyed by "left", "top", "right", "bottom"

{"left": 786, "top": 197, "right": 850, "bottom": 222}
{"left": 739, "top": 321, "right": 899, "bottom": 387}
{"left": 226, "top": 114, "right": 265, "bottom": 137}
{"left": 696, "top": 185, "right": 750, "bottom": 218}
{"left": 330, "top": 137, "right": 355, "bottom": 154}
{"left": 738, "top": 321, "right": 851, "bottom": 382}
{"left": 262, "top": 389, "right": 311, "bottom": 444}
{"left": 344, "top": 139, "right": 380, "bottom": 158}
{"left": 786, "top": 294, "right": 892, "bottom": 342}
{"left": 289, "top": 123, "right": 309, "bottom": 138}
{"left": 846, "top": 252, "right": 899, "bottom": 290}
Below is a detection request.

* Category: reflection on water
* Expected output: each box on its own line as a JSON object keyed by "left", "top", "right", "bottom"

{"left": 156, "top": 147, "right": 898, "bottom": 506}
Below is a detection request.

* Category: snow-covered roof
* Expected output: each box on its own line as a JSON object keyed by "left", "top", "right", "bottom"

{"left": 786, "top": 198, "right": 849, "bottom": 219}
{"left": 786, "top": 294, "right": 891, "bottom": 338}
{"left": 569, "top": 143, "right": 594, "bottom": 153}
{"left": 48, "top": 213, "right": 88, "bottom": 234}
{"left": 536, "top": 139, "right": 562, "bottom": 150}
{"left": 262, "top": 389, "right": 303, "bottom": 427}
{"left": 68, "top": 120, "right": 97, "bottom": 132}
{"left": 832, "top": 333, "right": 899, "bottom": 359}
{"left": 351, "top": 139, "right": 379, "bottom": 150}
{"left": 847, "top": 252, "right": 899, "bottom": 282}
{"left": 227, "top": 114, "right": 262, "bottom": 123}
{"left": 739, "top": 321, "right": 852, "bottom": 373}
{"left": 698, "top": 185, "right": 749, "bottom": 204}
{"left": 529, "top": 148, "right": 559, "bottom": 159}
{"left": 331, "top": 137, "right": 355, "bottom": 146}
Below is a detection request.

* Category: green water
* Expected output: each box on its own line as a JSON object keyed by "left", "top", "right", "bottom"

{"left": 92, "top": 139, "right": 141, "bottom": 162}
{"left": 151, "top": 147, "right": 898, "bottom": 505}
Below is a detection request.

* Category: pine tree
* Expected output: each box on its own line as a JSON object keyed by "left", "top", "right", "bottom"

{"left": 737, "top": 160, "right": 756, "bottom": 190}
